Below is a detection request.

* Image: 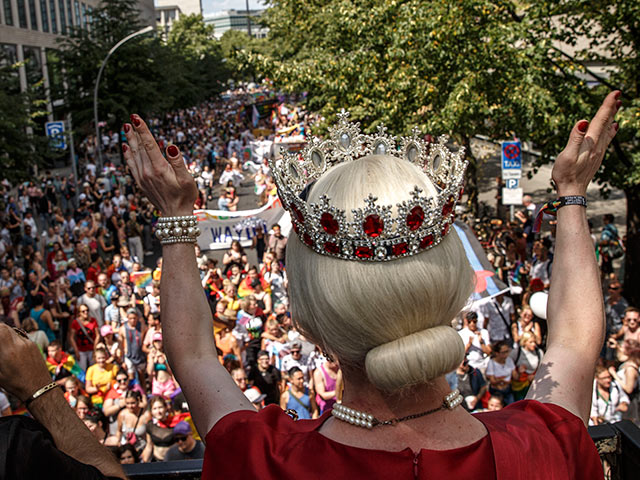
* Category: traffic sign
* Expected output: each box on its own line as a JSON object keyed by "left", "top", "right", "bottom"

{"left": 505, "top": 178, "right": 519, "bottom": 189}
{"left": 45, "top": 121, "right": 66, "bottom": 150}
{"left": 502, "top": 187, "right": 523, "bottom": 205}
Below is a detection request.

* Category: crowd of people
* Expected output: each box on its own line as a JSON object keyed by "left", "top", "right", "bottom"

{"left": 0, "top": 86, "right": 635, "bottom": 469}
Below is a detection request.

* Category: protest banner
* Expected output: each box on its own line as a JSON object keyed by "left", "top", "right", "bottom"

{"left": 195, "top": 196, "right": 290, "bottom": 251}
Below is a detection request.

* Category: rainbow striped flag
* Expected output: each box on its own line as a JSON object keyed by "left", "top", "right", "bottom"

{"left": 131, "top": 270, "right": 153, "bottom": 291}
{"left": 46, "top": 352, "right": 85, "bottom": 383}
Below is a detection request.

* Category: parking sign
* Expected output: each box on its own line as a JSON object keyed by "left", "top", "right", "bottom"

{"left": 45, "top": 121, "right": 66, "bottom": 150}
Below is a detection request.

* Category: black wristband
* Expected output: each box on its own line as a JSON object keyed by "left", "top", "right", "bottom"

{"left": 557, "top": 195, "right": 587, "bottom": 209}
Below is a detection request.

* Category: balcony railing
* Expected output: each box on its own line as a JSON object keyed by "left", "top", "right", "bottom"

{"left": 122, "top": 421, "right": 640, "bottom": 480}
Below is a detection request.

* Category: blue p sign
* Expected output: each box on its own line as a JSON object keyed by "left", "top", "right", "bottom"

{"left": 505, "top": 178, "right": 519, "bottom": 189}
{"left": 45, "top": 121, "right": 66, "bottom": 150}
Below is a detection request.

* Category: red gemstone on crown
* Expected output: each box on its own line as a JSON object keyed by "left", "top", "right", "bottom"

{"left": 303, "top": 233, "right": 314, "bottom": 247}
{"left": 363, "top": 215, "right": 384, "bottom": 237}
{"left": 320, "top": 212, "right": 340, "bottom": 235}
{"left": 406, "top": 206, "right": 424, "bottom": 231}
{"left": 291, "top": 204, "right": 304, "bottom": 224}
{"left": 292, "top": 222, "right": 299, "bottom": 234}
{"left": 354, "top": 246, "right": 373, "bottom": 259}
{"left": 324, "top": 241, "right": 340, "bottom": 254}
{"left": 442, "top": 196, "right": 455, "bottom": 217}
{"left": 458, "top": 188, "right": 464, "bottom": 200}
{"left": 392, "top": 242, "right": 408, "bottom": 256}
{"left": 441, "top": 223, "right": 450, "bottom": 236}
{"left": 420, "top": 234, "right": 434, "bottom": 249}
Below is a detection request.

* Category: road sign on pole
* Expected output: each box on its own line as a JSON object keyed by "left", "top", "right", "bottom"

{"left": 45, "top": 121, "right": 66, "bottom": 150}
{"left": 501, "top": 141, "right": 522, "bottom": 180}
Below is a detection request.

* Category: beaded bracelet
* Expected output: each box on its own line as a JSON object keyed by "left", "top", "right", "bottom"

{"left": 25, "top": 381, "right": 60, "bottom": 408}
{"left": 155, "top": 214, "right": 201, "bottom": 244}
{"left": 533, "top": 195, "right": 587, "bottom": 232}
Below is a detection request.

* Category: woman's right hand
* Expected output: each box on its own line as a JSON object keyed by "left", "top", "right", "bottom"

{"left": 122, "top": 115, "right": 198, "bottom": 217}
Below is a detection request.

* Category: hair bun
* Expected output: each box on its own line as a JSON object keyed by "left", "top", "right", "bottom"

{"left": 365, "top": 326, "right": 464, "bottom": 392}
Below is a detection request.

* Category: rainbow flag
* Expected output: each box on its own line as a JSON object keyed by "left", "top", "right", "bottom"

{"left": 46, "top": 352, "right": 85, "bottom": 383}
{"left": 131, "top": 270, "right": 153, "bottom": 291}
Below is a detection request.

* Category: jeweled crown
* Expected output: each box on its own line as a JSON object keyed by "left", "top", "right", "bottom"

{"left": 270, "top": 111, "right": 467, "bottom": 262}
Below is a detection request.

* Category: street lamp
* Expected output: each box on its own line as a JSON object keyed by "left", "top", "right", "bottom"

{"left": 94, "top": 25, "right": 154, "bottom": 169}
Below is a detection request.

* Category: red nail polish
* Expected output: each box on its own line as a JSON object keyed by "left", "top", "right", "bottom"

{"left": 614, "top": 91, "right": 621, "bottom": 100}
{"left": 577, "top": 120, "right": 589, "bottom": 133}
{"left": 122, "top": 144, "right": 129, "bottom": 153}
{"left": 614, "top": 123, "right": 619, "bottom": 131}
{"left": 167, "top": 145, "right": 179, "bottom": 157}
{"left": 130, "top": 114, "right": 141, "bottom": 127}
{"left": 124, "top": 124, "right": 131, "bottom": 133}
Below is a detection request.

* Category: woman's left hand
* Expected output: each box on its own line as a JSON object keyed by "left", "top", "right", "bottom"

{"left": 122, "top": 115, "right": 198, "bottom": 217}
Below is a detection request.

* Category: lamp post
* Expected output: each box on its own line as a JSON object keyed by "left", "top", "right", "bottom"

{"left": 94, "top": 25, "right": 154, "bottom": 169}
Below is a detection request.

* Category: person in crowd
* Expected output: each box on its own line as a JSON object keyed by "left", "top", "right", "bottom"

{"left": 69, "top": 304, "right": 100, "bottom": 371}
{"left": 147, "top": 332, "right": 179, "bottom": 398}
{"left": 280, "top": 366, "right": 318, "bottom": 419}
{"left": 599, "top": 214, "right": 621, "bottom": 276}
{"left": 29, "top": 293, "right": 57, "bottom": 343}
{"left": 486, "top": 340, "right": 517, "bottom": 406}
{"left": 486, "top": 394, "right": 505, "bottom": 412}
{"left": 313, "top": 356, "right": 339, "bottom": 414}
{"left": 511, "top": 305, "right": 542, "bottom": 346}
{"left": 230, "top": 367, "right": 249, "bottom": 392}
{"left": 608, "top": 339, "right": 640, "bottom": 425}
{"left": 216, "top": 321, "right": 242, "bottom": 368}
{"left": 454, "top": 358, "right": 487, "bottom": 411}
{"left": 83, "top": 409, "right": 119, "bottom": 446}
{"left": 22, "top": 316, "right": 50, "bottom": 351}
{"left": 222, "top": 240, "right": 249, "bottom": 274}
{"left": 280, "top": 340, "right": 312, "bottom": 387}
{"left": 248, "top": 350, "right": 282, "bottom": 406}
{"left": 75, "top": 394, "right": 93, "bottom": 420}
{"left": 119, "top": 308, "right": 147, "bottom": 392}
{"left": 267, "top": 224, "right": 287, "bottom": 264}
{"left": 115, "top": 390, "right": 151, "bottom": 453}
{"left": 164, "top": 421, "right": 205, "bottom": 461}
{"left": 64, "top": 376, "right": 86, "bottom": 409}
{"left": 590, "top": 362, "right": 629, "bottom": 425}
{"left": 610, "top": 306, "right": 640, "bottom": 344}
{"left": 46, "top": 339, "right": 85, "bottom": 386}
{"left": 458, "top": 311, "right": 491, "bottom": 370}
{"left": 510, "top": 332, "right": 543, "bottom": 401}
{"left": 475, "top": 293, "right": 516, "bottom": 344}
{"left": 77, "top": 280, "right": 107, "bottom": 328}
{"left": 118, "top": 444, "right": 140, "bottom": 464}
{"left": 141, "top": 396, "right": 175, "bottom": 462}
{"left": 85, "top": 346, "right": 118, "bottom": 409}
{"left": 603, "top": 280, "right": 629, "bottom": 360}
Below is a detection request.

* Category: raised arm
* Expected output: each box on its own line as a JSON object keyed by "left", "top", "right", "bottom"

{"left": 123, "top": 116, "right": 253, "bottom": 440}
{"left": 527, "top": 91, "right": 620, "bottom": 423}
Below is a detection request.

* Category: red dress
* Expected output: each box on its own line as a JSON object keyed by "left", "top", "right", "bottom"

{"left": 202, "top": 400, "right": 603, "bottom": 479}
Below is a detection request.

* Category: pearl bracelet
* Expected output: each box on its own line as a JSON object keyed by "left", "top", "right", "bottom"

{"left": 155, "top": 214, "right": 201, "bottom": 244}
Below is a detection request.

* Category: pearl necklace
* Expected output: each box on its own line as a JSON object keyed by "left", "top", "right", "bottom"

{"left": 331, "top": 389, "right": 464, "bottom": 429}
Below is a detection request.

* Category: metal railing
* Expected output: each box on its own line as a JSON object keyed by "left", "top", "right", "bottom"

{"left": 121, "top": 422, "right": 640, "bottom": 479}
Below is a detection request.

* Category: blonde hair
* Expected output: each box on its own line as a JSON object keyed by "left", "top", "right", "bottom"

{"left": 286, "top": 155, "right": 474, "bottom": 392}
{"left": 519, "top": 331, "right": 536, "bottom": 347}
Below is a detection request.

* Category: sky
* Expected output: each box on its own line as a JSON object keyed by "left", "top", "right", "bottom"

{"left": 201, "top": 0, "right": 267, "bottom": 15}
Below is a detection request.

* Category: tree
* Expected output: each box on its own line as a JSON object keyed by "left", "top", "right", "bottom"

{"left": 0, "top": 51, "right": 55, "bottom": 181}
{"left": 252, "top": 1, "right": 587, "bottom": 212}
{"left": 166, "top": 14, "right": 230, "bottom": 106}
{"left": 220, "top": 29, "right": 270, "bottom": 81}
{"left": 530, "top": 1, "right": 640, "bottom": 305}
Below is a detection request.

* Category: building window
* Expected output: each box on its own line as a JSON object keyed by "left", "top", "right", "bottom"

{"left": 80, "top": 2, "right": 85, "bottom": 28}
{"left": 17, "top": 0, "right": 27, "bottom": 28}
{"left": 23, "top": 45, "right": 43, "bottom": 85}
{"left": 73, "top": 0, "right": 79, "bottom": 26}
{"left": 0, "top": 43, "right": 18, "bottom": 65}
{"left": 86, "top": 5, "right": 91, "bottom": 28}
{"left": 59, "top": 0, "right": 66, "bottom": 34}
{"left": 3, "top": 0, "right": 13, "bottom": 26}
{"left": 49, "top": 0, "right": 57, "bottom": 33}
{"left": 40, "top": 0, "right": 49, "bottom": 32}
{"left": 28, "top": 0, "right": 37, "bottom": 29}
{"left": 66, "top": 0, "right": 72, "bottom": 28}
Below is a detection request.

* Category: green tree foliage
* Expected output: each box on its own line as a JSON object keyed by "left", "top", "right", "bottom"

{"left": 220, "top": 29, "right": 270, "bottom": 81}
{"left": 0, "top": 52, "right": 55, "bottom": 181}
{"left": 531, "top": 1, "right": 640, "bottom": 303}
{"left": 252, "top": 0, "right": 588, "bottom": 210}
{"left": 56, "top": 3, "right": 229, "bottom": 139}
{"left": 166, "top": 14, "right": 230, "bottom": 107}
